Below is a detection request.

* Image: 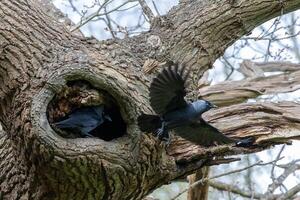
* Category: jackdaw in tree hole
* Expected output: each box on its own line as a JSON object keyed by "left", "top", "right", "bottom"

{"left": 138, "top": 63, "right": 253, "bottom": 147}
{"left": 54, "top": 106, "right": 111, "bottom": 138}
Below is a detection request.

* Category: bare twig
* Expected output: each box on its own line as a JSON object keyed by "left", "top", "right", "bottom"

{"left": 270, "top": 145, "right": 285, "bottom": 191}
{"left": 151, "top": 1, "right": 161, "bottom": 16}
{"left": 277, "top": 184, "right": 300, "bottom": 200}
{"left": 208, "top": 180, "right": 264, "bottom": 199}
{"left": 103, "top": 7, "right": 116, "bottom": 39}
{"left": 71, "top": 0, "right": 137, "bottom": 32}
{"left": 243, "top": 31, "right": 300, "bottom": 42}
{"left": 138, "top": 0, "right": 155, "bottom": 22}
{"left": 170, "top": 158, "right": 283, "bottom": 200}
{"left": 221, "top": 56, "right": 236, "bottom": 80}
{"left": 207, "top": 155, "right": 300, "bottom": 200}
{"left": 268, "top": 159, "right": 300, "bottom": 193}
{"left": 244, "top": 155, "right": 254, "bottom": 195}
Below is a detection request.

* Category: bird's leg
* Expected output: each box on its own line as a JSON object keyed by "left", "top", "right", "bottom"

{"left": 154, "top": 121, "right": 168, "bottom": 140}
{"left": 154, "top": 121, "right": 164, "bottom": 138}
{"left": 160, "top": 126, "right": 172, "bottom": 145}
{"left": 162, "top": 135, "right": 172, "bottom": 147}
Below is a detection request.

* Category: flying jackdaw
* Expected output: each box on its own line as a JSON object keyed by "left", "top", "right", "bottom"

{"left": 138, "top": 63, "right": 253, "bottom": 147}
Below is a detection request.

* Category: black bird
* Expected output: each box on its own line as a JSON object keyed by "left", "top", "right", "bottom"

{"left": 54, "top": 105, "right": 111, "bottom": 138}
{"left": 138, "top": 63, "right": 253, "bottom": 147}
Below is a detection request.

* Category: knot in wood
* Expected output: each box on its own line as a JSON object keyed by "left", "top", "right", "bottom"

{"left": 147, "top": 35, "right": 161, "bottom": 49}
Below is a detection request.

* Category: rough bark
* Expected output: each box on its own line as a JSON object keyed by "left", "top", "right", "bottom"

{"left": 199, "top": 60, "right": 300, "bottom": 106}
{"left": 0, "top": 0, "right": 300, "bottom": 199}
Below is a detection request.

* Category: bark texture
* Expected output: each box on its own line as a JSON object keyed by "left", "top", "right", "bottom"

{"left": 0, "top": 0, "right": 300, "bottom": 199}
{"left": 199, "top": 60, "right": 300, "bottom": 106}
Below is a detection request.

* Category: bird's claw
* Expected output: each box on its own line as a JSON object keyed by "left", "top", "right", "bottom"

{"left": 154, "top": 128, "right": 171, "bottom": 145}
{"left": 154, "top": 128, "right": 166, "bottom": 139}
{"left": 162, "top": 136, "right": 172, "bottom": 147}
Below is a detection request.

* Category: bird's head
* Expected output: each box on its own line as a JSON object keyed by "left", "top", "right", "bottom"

{"left": 193, "top": 99, "right": 218, "bottom": 113}
{"left": 204, "top": 100, "right": 218, "bottom": 110}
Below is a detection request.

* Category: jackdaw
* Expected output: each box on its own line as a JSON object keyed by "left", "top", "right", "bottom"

{"left": 54, "top": 105, "right": 111, "bottom": 138}
{"left": 138, "top": 63, "right": 253, "bottom": 147}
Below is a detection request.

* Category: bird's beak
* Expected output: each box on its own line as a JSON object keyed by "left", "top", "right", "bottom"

{"left": 104, "top": 115, "right": 112, "bottom": 122}
{"left": 212, "top": 104, "right": 218, "bottom": 108}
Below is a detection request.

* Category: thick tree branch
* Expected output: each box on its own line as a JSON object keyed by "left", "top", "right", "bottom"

{"left": 168, "top": 101, "right": 300, "bottom": 163}
{"left": 198, "top": 61, "right": 300, "bottom": 106}
{"left": 151, "top": 0, "right": 300, "bottom": 77}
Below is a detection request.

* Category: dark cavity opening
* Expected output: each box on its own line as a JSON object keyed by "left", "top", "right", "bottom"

{"left": 47, "top": 80, "right": 127, "bottom": 141}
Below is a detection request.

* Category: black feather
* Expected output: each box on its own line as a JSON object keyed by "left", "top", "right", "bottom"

{"left": 138, "top": 62, "right": 249, "bottom": 147}
{"left": 138, "top": 114, "right": 161, "bottom": 132}
{"left": 174, "top": 120, "right": 234, "bottom": 147}
{"left": 149, "top": 63, "right": 188, "bottom": 115}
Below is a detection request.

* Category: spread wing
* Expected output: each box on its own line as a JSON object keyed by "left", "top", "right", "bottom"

{"left": 173, "top": 120, "right": 234, "bottom": 147}
{"left": 149, "top": 63, "right": 189, "bottom": 115}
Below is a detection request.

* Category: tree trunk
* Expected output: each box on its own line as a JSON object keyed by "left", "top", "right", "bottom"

{"left": 1, "top": 0, "right": 300, "bottom": 199}
{"left": 187, "top": 167, "right": 210, "bottom": 200}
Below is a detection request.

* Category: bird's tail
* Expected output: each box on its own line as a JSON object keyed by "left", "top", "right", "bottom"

{"left": 235, "top": 137, "right": 255, "bottom": 148}
{"left": 138, "top": 114, "right": 162, "bottom": 132}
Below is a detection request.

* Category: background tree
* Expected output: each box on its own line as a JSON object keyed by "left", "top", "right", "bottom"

{"left": 1, "top": 0, "right": 300, "bottom": 199}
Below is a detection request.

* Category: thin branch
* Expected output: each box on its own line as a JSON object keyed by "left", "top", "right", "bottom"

{"left": 266, "top": 159, "right": 300, "bottom": 196}
{"left": 277, "top": 184, "right": 300, "bottom": 200}
{"left": 151, "top": 1, "right": 160, "bottom": 16}
{"left": 245, "top": 155, "right": 254, "bottom": 194}
{"left": 103, "top": 7, "right": 116, "bottom": 39}
{"left": 138, "top": 0, "right": 155, "bottom": 22}
{"left": 71, "top": 0, "right": 137, "bottom": 32}
{"left": 270, "top": 145, "right": 286, "bottom": 191}
{"left": 243, "top": 31, "right": 300, "bottom": 42}
{"left": 221, "top": 56, "right": 235, "bottom": 81}
{"left": 170, "top": 158, "right": 283, "bottom": 200}
{"left": 71, "top": 0, "right": 112, "bottom": 32}
{"left": 207, "top": 154, "right": 300, "bottom": 200}
{"left": 208, "top": 180, "right": 263, "bottom": 199}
